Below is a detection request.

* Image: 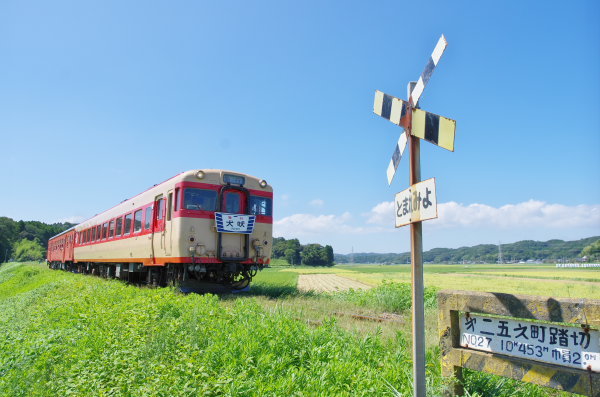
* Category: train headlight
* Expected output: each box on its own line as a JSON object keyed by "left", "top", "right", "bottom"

{"left": 196, "top": 170, "right": 205, "bottom": 179}
{"left": 259, "top": 179, "right": 267, "bottom": 188}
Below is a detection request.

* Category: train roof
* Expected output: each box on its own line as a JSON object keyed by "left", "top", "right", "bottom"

{"left": 48, "top": 225, "right": 77, "bottom": 241}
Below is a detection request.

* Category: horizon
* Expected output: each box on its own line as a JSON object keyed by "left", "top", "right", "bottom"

{"left": 7, "top": 214, "right": 598, "bottom": 256}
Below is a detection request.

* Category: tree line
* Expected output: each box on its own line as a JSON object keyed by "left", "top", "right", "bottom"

{"left": 0, "top": 217, "right": 74, "bottom": 262}
{"left": 272, "top": 237, "right": 334, "bottom": 266}
{"left": 335, "top": 236, "right": 600, "bottom": 264}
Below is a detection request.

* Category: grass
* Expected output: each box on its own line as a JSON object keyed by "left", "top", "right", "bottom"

{"left": 248, "top": 267, "right": 300, "bottom": 297}
{"left": 0, "top": 262, "right": 582, "bottom": 396}
{"left": 467, "top": 270, "right": 600, "bottom": 282}
{"left": 0, "top": 263, "right": 447, "bottom": 396}
{"left": 332, "top": 281, "right": 438, "bottom": 312}
{"left": 325, "top": 263, "right": 600, "bottom": 299}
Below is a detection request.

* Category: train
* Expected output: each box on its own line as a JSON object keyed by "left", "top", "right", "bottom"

{"left": 47, "top": 169, "right": 273, "bottom": 289}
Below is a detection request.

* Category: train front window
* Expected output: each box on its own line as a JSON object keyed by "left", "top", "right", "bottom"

{"left": 249, "top": 196, "right": 272, "bottom": 216}
{"left": 223, "top": 190, "right": 244, "bottom": 214}
{"left": 184, "top": 188, "right": 217, "bottom": 211}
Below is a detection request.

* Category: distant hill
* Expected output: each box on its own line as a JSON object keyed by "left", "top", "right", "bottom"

{"left": 334, "top": 237, "right": 600, "bottom": 264}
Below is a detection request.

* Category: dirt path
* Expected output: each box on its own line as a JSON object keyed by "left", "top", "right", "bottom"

{"left": 297, "top": 274, "right": 372, "bottom": 293}
{"left": 451, "top": 273, "right": 600, "bottom": 285}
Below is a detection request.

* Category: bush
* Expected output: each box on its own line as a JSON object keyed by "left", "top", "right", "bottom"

{"left": 13, "top": 239, "right": 45, "bottom": 262}
{"left": 333, "top": 281, "right": 438, "bottom": 313}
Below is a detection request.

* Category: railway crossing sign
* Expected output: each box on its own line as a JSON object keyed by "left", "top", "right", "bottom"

{"left": 370, "top": 34, "right": 456, "bottom": 397}
{"left": 373, "top": 34, "right": 454, "bottom": 185}
{"left": 374, "top": 91, "right": 456, "bottom": 152}
{"left": 395, "top": 178, "right": 438, "bottom": 227}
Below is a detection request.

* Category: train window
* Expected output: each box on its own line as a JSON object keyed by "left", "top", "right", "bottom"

{"left": 174, "top": 188, "right": 180, "bottom": 211}
{"left": 157, "top": 199, "right": 165, "bottom": 220}
{"left": 109, "top": 220, "right": 115, "bottom": 238}
{"left": 102, "top": 223, "right": 108, "bottom": 239}
{"left": 96, "top": 225, "right": 101, "bottom": 241}
{"left": 167, "top": 193, "right": 173, "bottom": 221}
{"left": 91, "top": 227, "right": 96, "bottom": 242}
{"left": 184, "top": 188, "right": 217, "bottom": 211}
{"left": 116, "top": 217, "right": 123, "bottom": 236}
{"left": 223, "top": 190, "right": 243, "bottom": 214}
{"left": 144, "top": 207, "right": 152, "bottom": 230}
{"left": 124, "top": 213, "right": 133, "bottom": 235}
{"left": 134, "top": 210, "right": 143, "bottom": 232}
{"left": 249, "top": 196, "right": 273, "bottom": 216}
{"left": 85, "top": 230, "right": 90, "bottom": 244}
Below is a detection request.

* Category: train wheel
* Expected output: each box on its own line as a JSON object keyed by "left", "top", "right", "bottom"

{"left": 230, "top": 271, "right": 251, "bottom": 290}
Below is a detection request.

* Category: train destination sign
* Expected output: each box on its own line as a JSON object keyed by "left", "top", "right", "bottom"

{"left": 459, "top": 313, "right": 600, "bottom": 372}
{"left": 215, "top": 213, "right": 256, "bottom": 234}
{"left": 395, "top": 178, "right": 438, "bottom": 228}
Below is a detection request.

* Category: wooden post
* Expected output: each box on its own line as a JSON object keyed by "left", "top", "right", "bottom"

{"left": 408, "top": 82, "right": 426, "bottom": 397}
{"left": 449, "top": 310, "right": 464, "bottom": 396}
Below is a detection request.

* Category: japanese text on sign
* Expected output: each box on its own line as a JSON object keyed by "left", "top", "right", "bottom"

{"left": 459, "top": 313, "right": 600, "bottom": 372}
{"left": 395, "top": 178, "right": 438, "bottom": 228}
{"left": 215, "top": 213, "right": 256, "bottom": 234}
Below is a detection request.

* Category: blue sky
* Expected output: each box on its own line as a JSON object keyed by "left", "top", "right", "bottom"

{"left": 1, "top": 1, "right": 598, "bottom": 253}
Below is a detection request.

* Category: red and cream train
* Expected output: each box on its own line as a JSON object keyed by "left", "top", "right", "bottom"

{"left": 47, "top": 170, "right": 273, "bottom": 288}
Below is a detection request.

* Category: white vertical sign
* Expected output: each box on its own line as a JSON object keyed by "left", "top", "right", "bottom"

{"left": 395, "top": 178, "right": 438, "bottom": 228}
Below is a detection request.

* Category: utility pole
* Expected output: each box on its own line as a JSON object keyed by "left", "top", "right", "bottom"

{"left": 498, "top": 241, "right": 503, "bottom": 264}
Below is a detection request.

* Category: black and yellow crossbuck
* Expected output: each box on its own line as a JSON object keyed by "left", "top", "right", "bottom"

{"left": 373, "top": 34, "right": 456, "bottom": 185}
{"left": 374, "top": 90, "right": 456, "bottom": 152}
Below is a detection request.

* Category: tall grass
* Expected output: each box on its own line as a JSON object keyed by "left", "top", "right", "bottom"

{"left": 0, "top": 263, "right": 568, "bottom": 396}
{"left": 332, "top": 281, "right": 438, "bottom": 313}
{"left": 248, "top": 267, "right": 301, "bottom": 297}
{"left": 0, "top": 263, "right": 449, "bottom": 396}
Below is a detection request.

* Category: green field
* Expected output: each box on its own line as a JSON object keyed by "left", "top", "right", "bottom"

{"left": 2, "top": 262, "right": 596, "bottom": 396}
{"left": 283, "top": 263, "right": 600, "bottom": 299}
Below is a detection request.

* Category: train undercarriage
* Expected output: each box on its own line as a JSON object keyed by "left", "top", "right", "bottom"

{"left": 47, "top": 261, "right": 262, "bottom": 291}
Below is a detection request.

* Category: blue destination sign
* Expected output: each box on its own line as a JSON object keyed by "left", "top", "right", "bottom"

{"left": 215, "top": 213, "right": 256, "bottom": 234}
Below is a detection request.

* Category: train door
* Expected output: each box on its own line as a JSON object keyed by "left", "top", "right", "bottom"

{"left": 219, "top": 188, "right": 248, "bottom": 261}
{"left": 151, "top": 195, "right": 165, "bottom": 263}
{"left": 164, "top": 190, "right": 173, "bottom": 256}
